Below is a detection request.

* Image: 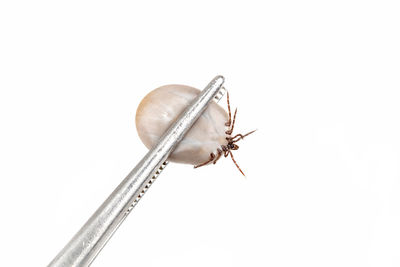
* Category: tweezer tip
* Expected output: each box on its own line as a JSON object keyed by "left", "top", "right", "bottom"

{"left": 214, "top": 75, "right": 225, "bottom": 84}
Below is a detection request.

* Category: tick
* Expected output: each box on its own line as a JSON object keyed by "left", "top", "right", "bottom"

{"left": 135, "top": 84, "right": 255, "bottom": 176}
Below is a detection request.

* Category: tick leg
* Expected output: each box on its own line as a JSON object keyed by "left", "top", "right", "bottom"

{"left": 225, "top": 108, "right": 237, "bottom": 135}
{"left": 194, "top": 152, "right": 215, "bottom": 168}
{"left": 224, "top": 150, "right": 230, "bottom": 157}
{"left": 232, "top": 129, "right": 257, "bottom": 143}
{"left": 229, "top": 151, "right": 245, "bottom": 176}
{"left": 220, "top": 145, "right": 230, "bottom": 157}
{"left": 225, "top": 92, "right": 232, "bottom": 127}
{"left": 213, "top": 149, "right": 223, "bottom": 164}
{"left": 231, "top": 133, "right": 244, "bottom": 141}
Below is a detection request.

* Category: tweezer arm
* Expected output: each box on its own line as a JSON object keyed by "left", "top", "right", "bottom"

{"left": 48, "top": 76, "right": 225, "bottom": 267}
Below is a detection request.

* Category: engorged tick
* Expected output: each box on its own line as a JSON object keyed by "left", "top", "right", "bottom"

{"left": 135, "top": 84, "right": 255, "bottom": 176}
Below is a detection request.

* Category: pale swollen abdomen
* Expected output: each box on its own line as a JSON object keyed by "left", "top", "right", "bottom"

{"left": 135, "top": 84, "right": 228, "bottom": 165}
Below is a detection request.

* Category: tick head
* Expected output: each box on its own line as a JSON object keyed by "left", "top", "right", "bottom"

{"left": 228, "top": 142, "right": 239, "bottom": 150}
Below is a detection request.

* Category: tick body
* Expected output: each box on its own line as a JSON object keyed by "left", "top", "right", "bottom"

{"left": 135, "top": 84, "right": 254, "bottom": 175}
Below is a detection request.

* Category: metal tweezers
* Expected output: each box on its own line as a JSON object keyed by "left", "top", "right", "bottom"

{"left": 48, "top": 76, "right": 226, "bottom": 267}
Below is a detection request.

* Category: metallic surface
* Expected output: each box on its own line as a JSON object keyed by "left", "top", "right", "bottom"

{"left": 48, "top": 76, "right": 225, "bottom": 267}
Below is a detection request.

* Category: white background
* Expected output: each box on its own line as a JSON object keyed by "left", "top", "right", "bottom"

{"left": 0, "top": 1, "right": 399, "bottom": 266}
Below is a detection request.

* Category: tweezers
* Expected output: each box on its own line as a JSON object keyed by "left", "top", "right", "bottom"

{"left": 48, "top": 76, "right": 226, "bottom": 267}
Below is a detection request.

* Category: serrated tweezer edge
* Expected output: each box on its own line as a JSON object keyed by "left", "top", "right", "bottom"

{"left": 125, "top": 86, "right": 226, "bottom": 214}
